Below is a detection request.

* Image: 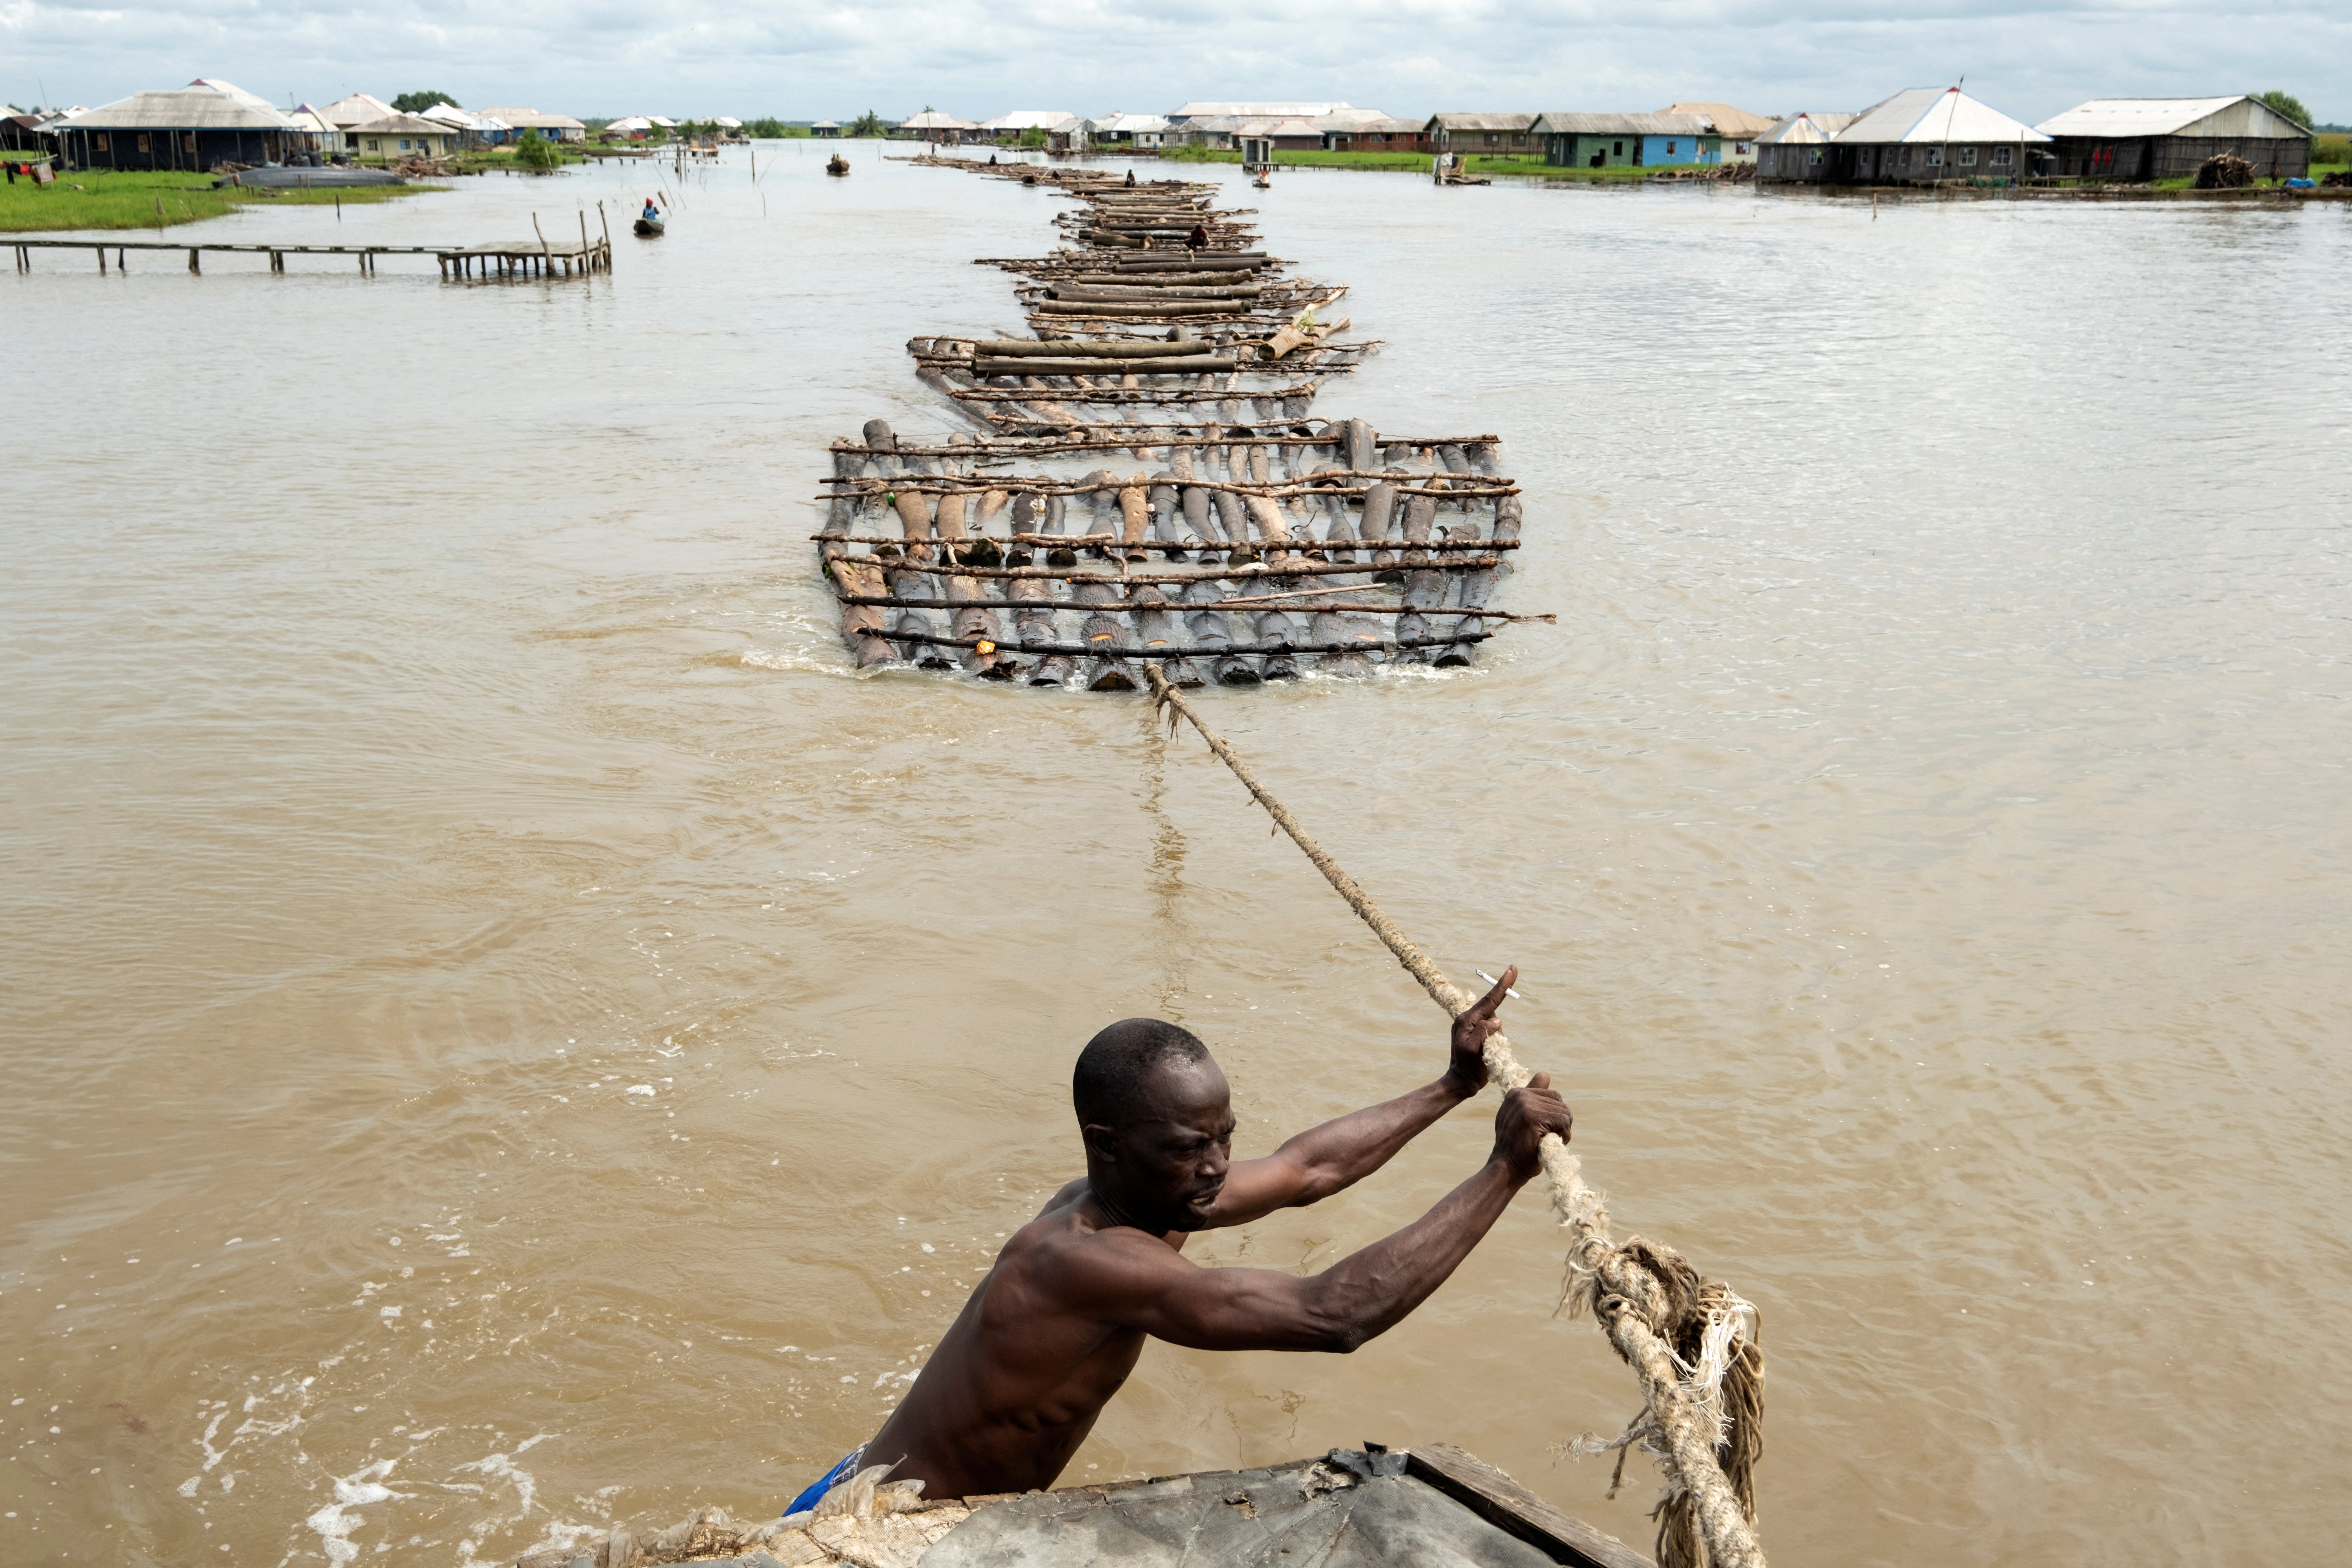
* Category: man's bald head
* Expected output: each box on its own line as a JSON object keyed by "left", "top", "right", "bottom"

{"left": 1073, "top": 1018, "right": 1212, "bottom": 1130}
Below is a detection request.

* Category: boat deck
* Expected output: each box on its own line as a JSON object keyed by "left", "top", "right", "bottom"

{"left": 518, "top": 1443, "right": 1651, "bottom": 1568}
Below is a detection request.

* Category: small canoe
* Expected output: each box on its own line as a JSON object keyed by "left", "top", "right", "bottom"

{"left": 826, "top": 156, "right": 850, "bottom": 178}
{"left": 509, "top": 1442, "right": 1654, "bottom": 1568}
{"left": 633, "top": 217, "right": 665, "bottom": 237}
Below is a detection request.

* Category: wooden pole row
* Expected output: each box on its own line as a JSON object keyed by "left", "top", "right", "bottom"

{"left": 826, "top": 433, "right": 1499, "bottom": 456}
{"left": 859, "top": 626, "right": 1491, "bottom": 658}
{"left": 833, "top": 594, "right": 1545, "bottom": 620}
{"left": 816, "top": 476, "right": 1521, "bottom": 499}
{"left": 818, "top": 556, "right": 1505, "bottom": 584}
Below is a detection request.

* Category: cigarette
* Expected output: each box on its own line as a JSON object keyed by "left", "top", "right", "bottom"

{"left": 1475, "top": 970, "right": 1525, "bottom": 1000}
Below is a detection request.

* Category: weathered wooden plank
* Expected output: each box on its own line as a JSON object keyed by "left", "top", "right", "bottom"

{"left": 1404, "top": 1443, "right": 1653, "bottom": 1568}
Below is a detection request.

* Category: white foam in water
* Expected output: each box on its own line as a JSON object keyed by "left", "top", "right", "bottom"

{"left": 453, "top": 1435, "right": 564, "bottom": 1566}
{"left": 305, "top": 1459, "right": 407, "bottom": 1566}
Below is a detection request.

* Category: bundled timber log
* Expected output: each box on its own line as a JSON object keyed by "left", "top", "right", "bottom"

{"left": 887, "top": 567, "right": 955, "bottom": 669}
{"left": 972, "top": 355, "right": 1238, "bottom": 377}
{"left": 812, "top": 157, "right": 1538, "bottom": 691}
{"left": 1436, "top": 512, "right": 1488, "bottom": 668}
{"left": 893, "top": 487, "right": 934, "bottom": 558}
{"left": 1395, "top": 567, "right": 1446, "bottom": 665}
{"left": 1046, "top": 284, "right": 1266, "bottom": 301}
{"left": 875, "top": 625, "right": 1491, "bottom": 661}
{"left": 1312, "top": 609, "right": 1380, "bottom": 676}
{"left": 1118, "top": 479, "right": 1151, "bottom": 561}
{"left": 1211, "top": 489, "right": 1254, "bottom": 556}
{"left": 1116, "top": 253, "right": 1266, "bottom": 270}
{"left": 1362, "top": 480, "right": 1401, "bottom": 576}
{"left": 813, "top": 557, "right": 1507, "bottom": 586}
{"left": 1130, "top": 586, "right": 1202, "bottom": 686}
{"left": 1073, "top": 581, "right": 1139, "bottom": 691}
{"left": 1033, "top": 300, "right": 1242, "bottom": 318}
{"left": 828, "top": 558, "right": 897, "bottom": 668}
{"left": 966, "top": 339, "right": 1214, "bottom": 359}
{"left": 1246, "top": 493, "right": 1291, "bottom": 550}
{"left": 1071, "top": 271, "right": 1265, "bottom": 288}
{"left": 1400, "top": 494, "right": 1438, "bottom": 572}
{"left": 945, "top": 573, "right": 1015, "bottom": 678}
{"left": 1253, "top": 610, "right": 1303, "bottom": 680}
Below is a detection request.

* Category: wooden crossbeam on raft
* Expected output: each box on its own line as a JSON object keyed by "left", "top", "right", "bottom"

{"left": 816, "top": 558, "right": 1508, "bottom": 585}
{"left": 822, "top": 435, "right": 1502, "bottom": 456}
{"left": 816, "top": 478, "right": 1522, "bottom": 500}
{"left": 857, "top": 627, "right": 1492, "bottom": 658}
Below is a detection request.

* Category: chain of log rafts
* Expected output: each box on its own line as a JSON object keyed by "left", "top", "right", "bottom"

{"left": 817, "top": 159, "right": 1547, "bottom": 689}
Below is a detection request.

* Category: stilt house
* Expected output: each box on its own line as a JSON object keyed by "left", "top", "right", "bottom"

{"left": 1818, "top": 87, "right": 2047, "bottom": 184}
{"left": 55, "top": 86, "right": 299, "bottom": 171}
{"left": 1754, "top": 112, "right": 1857, "bottom": 181}
{"left": 2033, "top": 97, "right": 2312, "bottom": 181}
{"left": 1532, "top": 112, "right": 1718, "bottom": 168}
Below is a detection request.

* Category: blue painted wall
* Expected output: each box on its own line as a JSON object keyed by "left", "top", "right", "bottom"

{"left": 1638, "top": 133, "right": 1719, "bottom": 166}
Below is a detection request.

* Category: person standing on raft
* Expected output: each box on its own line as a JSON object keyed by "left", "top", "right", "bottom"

{"left": 786, "top": 967, "right": 1570, "bottom": 1511}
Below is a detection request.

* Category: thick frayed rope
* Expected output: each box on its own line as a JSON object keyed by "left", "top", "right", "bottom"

{"left": 1143, "top": 669, "right": 1767, "bottom": 1568}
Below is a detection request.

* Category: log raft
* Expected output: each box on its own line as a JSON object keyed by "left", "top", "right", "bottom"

{"left": 808, "top": 160, "right": 1542, "bottom": 688}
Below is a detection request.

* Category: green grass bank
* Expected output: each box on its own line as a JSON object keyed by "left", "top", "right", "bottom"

{"left": 1, "top": 169, "right": 446, "bottom": 233}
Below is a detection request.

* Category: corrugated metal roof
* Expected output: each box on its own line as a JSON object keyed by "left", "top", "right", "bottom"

{"left": 980, "top": 111, "right": 1077, "bottom": 130}
{"left": 1531, "top": 112, "right": 1712, "bottom": 136}
{"left": 1836, "top": 87, "right": 2048, "bottom": 145}
{"left": 1756, "top": 112, "right": 1856, "bottom": 146}
{"left": 1169, "top": 102, "right": 1356, "bottom": 121}
{"left": 1426, "top": 113, "right": 1540, "bottom": 132}
{"left": 61, "top": 90, "right": 297, "bottom": 132}
{"left": 899, "top": 111, "right": 975, "bottom": 129}
{"left": 2034, "top": 96, "right": 2306, "bottom": 138}
{"left": 1341, "top": 117, "right": 1426, "bottom": 136}
{"left": 320, "top": 92, "right": 398, "bottom": 128}
{"left": 340, "top": 113, "right": 460, "bottom": 138}
{"left": 479, "top": 107, "right": 586, "bottom": 130}
{"left": 187, "top": 79, "right": 279, "bottom": 112}
{"left": 1661, "top": 101, "right": 1776, "bottom": 138}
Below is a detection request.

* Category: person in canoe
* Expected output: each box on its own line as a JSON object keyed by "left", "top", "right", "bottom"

{"left": 786, "top": 967, "right": 1572, "bottom": 1511}
{"left": 642, "top": 197, "right": 662, "bottom": 224}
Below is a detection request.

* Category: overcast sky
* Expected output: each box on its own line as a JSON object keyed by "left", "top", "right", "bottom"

{"left": 5, "top": 0, "right": 2343, "bottom": 126}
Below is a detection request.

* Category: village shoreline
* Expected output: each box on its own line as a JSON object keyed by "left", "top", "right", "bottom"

{"left": 1136, "top": 148, "right": 2352, "bottom": 202}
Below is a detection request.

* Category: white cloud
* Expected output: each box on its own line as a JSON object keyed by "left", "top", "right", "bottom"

{"left": 3, "top": 0, "right": 2343, "bottom": 124}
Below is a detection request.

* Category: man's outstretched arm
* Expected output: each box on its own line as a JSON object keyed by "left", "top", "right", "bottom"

{"left": 1203, "top": 966, "right": 1518, "bottom": 1228}
{"left": 1078, "top": 1073, "right": 1572, "bottom": 1353}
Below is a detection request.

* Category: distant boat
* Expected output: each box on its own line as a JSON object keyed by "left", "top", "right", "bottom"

{"left": 633, "top": 216, "right": 665, "bottom": 237}
{"left": 826, "top": 154, "right": 850, "bottom": 177}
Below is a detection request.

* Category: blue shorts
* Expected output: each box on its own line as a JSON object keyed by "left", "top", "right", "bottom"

{"left": 784, "top": 1446, "right": 866, "bottom": 1517}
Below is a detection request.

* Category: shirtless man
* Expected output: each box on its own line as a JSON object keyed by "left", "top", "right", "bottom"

{"left": 786, "top": 967, "right": 1571, "bottom": 1510}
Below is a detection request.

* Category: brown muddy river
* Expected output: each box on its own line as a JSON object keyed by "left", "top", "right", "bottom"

{"left": 5, "top": 144, "right": 2349, "bottom": 1566}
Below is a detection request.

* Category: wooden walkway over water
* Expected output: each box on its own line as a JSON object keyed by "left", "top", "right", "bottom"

{"left": 11, "top": 230, "right": 614, "bottom": 281}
